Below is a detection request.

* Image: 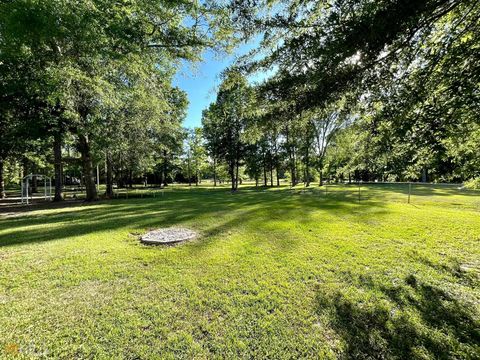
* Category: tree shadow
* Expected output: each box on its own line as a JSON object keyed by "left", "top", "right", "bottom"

{"left": 315, "top": 271, "right": 480, "bottom": 359}
{"left": 321, "top": 183, "right": 480, "bottom": 199}
{"left": 0, "top": 188, "right": 389, "bottom": 248}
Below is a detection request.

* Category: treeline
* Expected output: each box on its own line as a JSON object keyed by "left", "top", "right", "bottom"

{"left": 199, "top": 0, "right": 479, "bottom": 189}
{"left": 0, "top": 0, "right": 233, "bottom": 200}
{"left": 1, "top": 0, "right": 479, "bottom": 199}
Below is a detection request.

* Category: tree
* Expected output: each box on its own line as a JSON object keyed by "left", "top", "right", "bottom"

{"left": 308, "top": 99, "right": 352, "bottom": 186}
{"left": 0, "top": 0, "right": 234, "bottom": 201}
{"left": 204, "top": 69, "right": 255, "bottom": 191}
{"left": 187, "top": 128, "right": 207, "bottom": 186}
{"left": 232, "top": 0, "right": 479, "bottom": 184}
{"left": 202, "top": 104, "right": 223, "bottom": 186}
{"left": 237, "top": 0, "right": 466, "bottom": 112}
{"left": 0, "top": 56, "right": 47, "bottom": 198}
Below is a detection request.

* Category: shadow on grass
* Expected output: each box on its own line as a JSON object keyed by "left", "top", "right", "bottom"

{"left": 324, "top": 183, "right": 480, "bottom": 199}
{"left": 315, "top": 272, "right": 480, "bottom": 359}
{"left": 0, "top": 188, "right": 388, "bottom": 248}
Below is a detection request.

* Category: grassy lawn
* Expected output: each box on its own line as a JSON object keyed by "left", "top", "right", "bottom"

{"left": 1, "top": 185, "right": 479, "bottom": 359}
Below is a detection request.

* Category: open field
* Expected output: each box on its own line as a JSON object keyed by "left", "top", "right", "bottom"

{"left": 1, "top": 184, "right": 479, "bottom": 359}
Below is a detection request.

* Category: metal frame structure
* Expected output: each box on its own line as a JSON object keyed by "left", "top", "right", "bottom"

{"left": 21, "top": 174, "right": 52, "bottom": 205}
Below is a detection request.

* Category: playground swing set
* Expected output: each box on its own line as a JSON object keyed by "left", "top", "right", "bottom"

{"left": 21, "top": 174, "right": 52, "bottom": 204}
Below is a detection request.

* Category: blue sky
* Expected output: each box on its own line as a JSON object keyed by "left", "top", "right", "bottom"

{"left": 173, "top": 40, "right": 263, "bottom": 129}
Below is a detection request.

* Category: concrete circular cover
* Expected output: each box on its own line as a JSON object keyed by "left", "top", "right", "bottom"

{"left": 141, "top": 227, "right": 197, "bottom": 245}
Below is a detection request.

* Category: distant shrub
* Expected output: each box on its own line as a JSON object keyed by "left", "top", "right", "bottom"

{"left": 464, "top": 177, "right": 480, "bottom": 190}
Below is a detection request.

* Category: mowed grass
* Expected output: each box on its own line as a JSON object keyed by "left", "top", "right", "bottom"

{"left": 0, "top": 184, "right": 479, "bottom": 359}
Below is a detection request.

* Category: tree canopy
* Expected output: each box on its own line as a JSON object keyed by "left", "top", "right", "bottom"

{"left": 1, "top": 0, "right": 478, "bottom": 198}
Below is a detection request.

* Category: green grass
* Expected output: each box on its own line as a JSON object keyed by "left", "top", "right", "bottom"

{"left": 0, "top": 184, "right": 479, "bottom": 359}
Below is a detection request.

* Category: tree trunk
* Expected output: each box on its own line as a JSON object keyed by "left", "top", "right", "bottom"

{"left": 230, "top": 163, "right": 236, "bottom": 192}
{"left": 187, "top": 156, "right": 191, "bottom": 186}
{"left": 213, "top": 157, "right": 217, "bottom": 186}
{"left": 270, "top": 158, "right": 273, "bottom": 187}
{"left": 162, "top": 150, "right": 168, "bottom": 187}
{"left": 31, "top": 171, "right": 38, "bottom": 193}
{"left": 318, "top": 156, "right": 324, "bottom": 186}
{"left": 273, "top": 140, "right": 280, "bottom": 187}
{"left": 22, "top": 159, "right": 28, "bottom": 180}
{"left": 305, "top": 146, "right": 310, "bottom": 187}
{"left": 235, "top": 159, "right": 240, "bottom": 191}
{"left": 291, "top": 147, "right": 297, "bottom": 186}
{"left": 53, "top": 132, "right": 64, "bottom": 201}
{"left": 286, "top": 125, "right": 296, "bottom": 186}
{"left": 263, "top": 156, "right": 267, "bottom": 187}
{"left": 0, "top": 158, "right": 5, "bottom": 199}
{"left": 105, "top": 151, "right": 114, "bottom": 198}
{"left": 421, "top": 167, "right": 427, "bottom": 182}
{"left": 78, "top": 134, "right": 98, "bottom": 201}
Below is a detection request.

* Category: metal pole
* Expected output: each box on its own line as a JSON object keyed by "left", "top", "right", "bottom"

{"left": 408, "top": 182, "right": 411, "bottom": 204}
{"left": 26, "top": 179, "right": 29, "bottom": 205}
{"left": 21, "top": 181, "right": 24, "bottom": 204}
{"left": 44, "top": 177, "right": 47, "bottom": 200}
{"left": 49, "top": 178, "right": 52, "bottom": 200}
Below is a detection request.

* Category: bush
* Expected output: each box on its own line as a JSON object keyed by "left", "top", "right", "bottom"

{"left": 464, "top": 177, "right": 480, "bottom": 190}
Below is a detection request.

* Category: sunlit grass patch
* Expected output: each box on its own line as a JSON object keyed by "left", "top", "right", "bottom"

{"left": 0, "top": 185, "right": 479, "bottom": 358}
